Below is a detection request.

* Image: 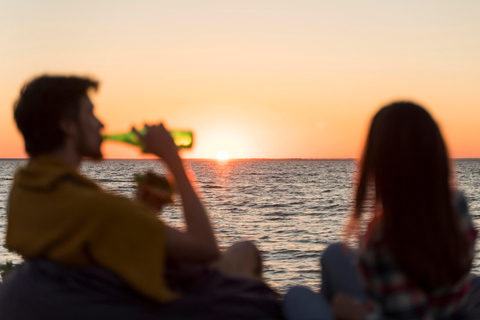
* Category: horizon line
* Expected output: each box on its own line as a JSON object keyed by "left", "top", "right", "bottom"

{"left": 1, "top": 157, "right": 480, "bottom": 161}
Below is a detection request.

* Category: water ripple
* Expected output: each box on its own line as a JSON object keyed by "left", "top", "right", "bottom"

{"left": 1, "top": 159, "right": 479, "bottom": 294}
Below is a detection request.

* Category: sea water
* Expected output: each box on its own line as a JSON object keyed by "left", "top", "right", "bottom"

{"left": 1, "top": 159, "right": 479, "bottom": 293}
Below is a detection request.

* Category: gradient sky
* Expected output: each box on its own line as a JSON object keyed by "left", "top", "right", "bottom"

{"left": 1, "top": 0, "right": 479, "bottom": 159}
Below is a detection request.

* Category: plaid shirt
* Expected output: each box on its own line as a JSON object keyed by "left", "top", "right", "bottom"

{"left": 358, "top": 192, "right": 477, "bottom": 319}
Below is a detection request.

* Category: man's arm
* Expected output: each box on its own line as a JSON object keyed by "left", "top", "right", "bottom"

{"left": 136, "top": 124, "right": 219, "bottom": 263}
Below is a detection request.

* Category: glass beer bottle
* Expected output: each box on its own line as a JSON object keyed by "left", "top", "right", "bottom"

{"left": 102, "top": 127, "right": 193, "bottom": 149}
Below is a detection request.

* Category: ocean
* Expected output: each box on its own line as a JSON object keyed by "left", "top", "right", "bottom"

{"left": 1, "top": 159, "right": 479, "bottom": 293}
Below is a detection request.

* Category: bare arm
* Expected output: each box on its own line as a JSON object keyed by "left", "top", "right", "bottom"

{"left": 136, "top": 124, "right": 219, "bottom": 263}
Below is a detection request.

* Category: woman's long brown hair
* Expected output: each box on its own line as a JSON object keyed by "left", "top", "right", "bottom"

{"left": 351, "top": 102, "right": 470, "bottom": 291}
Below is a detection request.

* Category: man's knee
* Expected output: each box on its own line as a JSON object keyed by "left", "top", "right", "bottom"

{"left": 231, "top": 241, "right": 262, "bottom": 277}
{"left": 229, "top": 240, "right": 258, "bottom": 253}
{"left": 217, "top": 240, "right": 263, "bottom": 279}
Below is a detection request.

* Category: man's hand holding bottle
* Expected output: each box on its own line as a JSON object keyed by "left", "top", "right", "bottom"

{"left": 133, "top": 123, "right": 182, "bottom": 169}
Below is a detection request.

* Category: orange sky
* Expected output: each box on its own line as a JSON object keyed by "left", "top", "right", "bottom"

{"left": 1, "top": 1, "right": 479, "bottom": 159}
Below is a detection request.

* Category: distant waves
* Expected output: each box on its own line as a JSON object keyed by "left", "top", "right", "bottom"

{"left": 0, "top": 159, "right": 479, "bottom": 293}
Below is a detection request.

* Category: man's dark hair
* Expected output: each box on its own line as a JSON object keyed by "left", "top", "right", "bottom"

{"left": 14, "top": 75, "right": 99, "bottom": 157}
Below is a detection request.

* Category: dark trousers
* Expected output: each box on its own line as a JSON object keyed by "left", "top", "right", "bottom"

{"left": 0, "top": 259, "right": 281, "bottom": 320}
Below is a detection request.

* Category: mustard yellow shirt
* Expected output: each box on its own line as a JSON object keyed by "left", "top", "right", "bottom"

{"left": 6, "top": 156, "right": 177, "bottom": 303}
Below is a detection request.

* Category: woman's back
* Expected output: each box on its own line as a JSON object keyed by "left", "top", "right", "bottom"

{"left": 352, "top": 102, "right": 477, "bottom": 318}
{"left": 359, "top": 191, "right": 476, "bottom": 318}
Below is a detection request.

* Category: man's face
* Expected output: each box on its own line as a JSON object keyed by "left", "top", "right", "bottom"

{"left": 76, "top": 95, "right": 104, "bottom": 159}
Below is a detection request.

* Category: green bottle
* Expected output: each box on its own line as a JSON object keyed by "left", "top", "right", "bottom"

{"left": 102, "top": 127, "right": 193, "bottom": 149}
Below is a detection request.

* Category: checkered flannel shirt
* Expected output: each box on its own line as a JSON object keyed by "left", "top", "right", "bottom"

{"left": 358, "top": 191, "right": 477, "bottom": 319}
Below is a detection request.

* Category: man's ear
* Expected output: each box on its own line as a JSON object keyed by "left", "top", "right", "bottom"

{"left": 59, "top": 119, "right": 78, "bottom": 138}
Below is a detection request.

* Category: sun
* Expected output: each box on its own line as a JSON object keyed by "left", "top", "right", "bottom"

{"left": 216, "top": 150, "right": 229, "bottom": 161}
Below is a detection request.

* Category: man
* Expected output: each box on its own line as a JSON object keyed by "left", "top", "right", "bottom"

{"left": 0, "top": 75, "right": 279, "bottom": 319}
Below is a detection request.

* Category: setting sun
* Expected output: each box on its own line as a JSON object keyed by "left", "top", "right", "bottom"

{"left": 216, "top": 150, "right": 229, "bottom": 161}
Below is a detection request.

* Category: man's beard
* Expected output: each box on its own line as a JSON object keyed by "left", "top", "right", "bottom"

{"left": 77, "top": 129, "right": 103, "bottom": 160}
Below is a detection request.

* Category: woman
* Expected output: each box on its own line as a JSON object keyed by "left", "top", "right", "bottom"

{"left": 284, "top": 102, "right": 478, "bottom": 319}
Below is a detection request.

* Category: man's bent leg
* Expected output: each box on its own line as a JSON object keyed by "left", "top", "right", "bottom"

{"left": 213, "top": 241, "right": 263, "bottom": 281}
